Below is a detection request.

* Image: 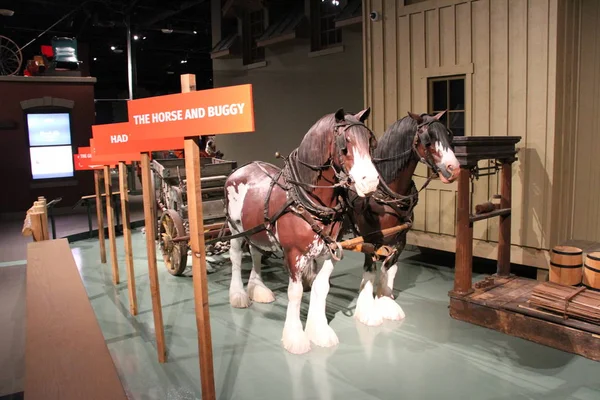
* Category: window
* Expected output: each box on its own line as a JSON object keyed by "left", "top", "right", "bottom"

{"left": 311, "top": 0, "right": 343, "bottom": 51}
{"left": 242, "top": 9, "right": 265, "bottom": 65}
{"left": 428, "top": 75, "right": 466, "bottom": 137}
{"left": 26, "top": 112, "right": 75, "bottom": 180}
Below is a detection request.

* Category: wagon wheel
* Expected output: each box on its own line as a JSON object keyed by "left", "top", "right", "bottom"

{"left": 159, "top": 210, "right": 188, "bottom": 276}
{"left": 0, "top": 36, "right": 23, "bottom": 76}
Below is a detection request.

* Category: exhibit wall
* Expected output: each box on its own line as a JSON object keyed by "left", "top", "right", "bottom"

{"left": 0, "top": 76, "right": 97, "bottom": 213}
{"left": 362, "top": 0, "right": 568, "bottom": 269}
{"left": 210, "top": 0, "right": 364, "bottom": 166}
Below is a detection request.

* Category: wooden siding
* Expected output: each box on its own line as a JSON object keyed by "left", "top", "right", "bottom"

{"left": 363, "top": 0, "right": 560, "bottom": 268}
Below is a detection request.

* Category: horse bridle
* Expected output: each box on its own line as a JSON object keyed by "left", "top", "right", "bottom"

{"left": 412, "top": 118, "right": 454, "bottom": 175}
{"left": 332, "top": 120, "right": 377, "bottom": 182}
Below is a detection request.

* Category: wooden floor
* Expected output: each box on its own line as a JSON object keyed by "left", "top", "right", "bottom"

{"left": 449, "top": 275, "right": 600, "bottom": 362}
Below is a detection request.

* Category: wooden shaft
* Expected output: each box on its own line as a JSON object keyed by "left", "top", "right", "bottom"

{"left": 104, "top": 166, "right": 120, "bottom": 285}
{"left": 94, "top": 170, "right": 107, "bottom": 264}
{"left": 140, "top": 153, "right": 167, "bottom": 363}
{"left": 454, "top": 167, "right": 473, "bottom": 295}
{"left": 37, "top": 197, "right": 49, "bottom": 240}
{"left": 339, "top": 223, "right": 412, "bottom": 249}
{"left": 497, "top": 162, "right": 512, "bottom": 276}
{"left": 119, "top": 162, "right": 138, "bottom": 316}
{"left": 184, "top": 138, "right": 216, "bottom": 400}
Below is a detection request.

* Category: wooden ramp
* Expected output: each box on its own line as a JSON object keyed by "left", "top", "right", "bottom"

{"left": 449, "top": 276, "right": 600, "bottom": 361}
{"left": 25, "top": 239, "right": 127, "bottom": 399}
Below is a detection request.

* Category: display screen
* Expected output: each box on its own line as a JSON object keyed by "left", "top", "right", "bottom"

{"left": 29, "top": 146, "right": 75, "bottom": 179}
{"left": 26, "top": 112, "right": 75, "bottom": 180}
{"left": 27, "top": 113, "right": 72, "bottom": 146}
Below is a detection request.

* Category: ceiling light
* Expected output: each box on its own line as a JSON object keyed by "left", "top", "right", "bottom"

{"left": 0, "top": 9, "right": 14, "bottom": 16}
{"left": 133, "top": 35, "right": 139, "bottom": 40}
{"left": 193, "top": 30, "right": 197, "bottom": 34}
{"left": 110, "top": 45, "right": 116, "bottom": 50}
{"left": 161, "top": 28, "right": 173, "bottom": 34}
{"left": 180, "top": 60, "right": 187, "bottom": 64}
{"left": 143, "top": 36, "right": 147, "bottom": 40}
{"left": 93, "top": 57, "right": 97, "bottom": 61}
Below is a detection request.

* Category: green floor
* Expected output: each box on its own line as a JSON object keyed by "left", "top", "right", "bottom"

{"left": 69, "top": 229, "right": 600, "bottom": 400}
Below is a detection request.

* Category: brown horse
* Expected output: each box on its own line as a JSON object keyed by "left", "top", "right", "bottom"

{"left": 346, "top": 111, "right": 460, "bottom": 326}
{"left": 224, "top": 108, "right": 380, "bottom": 354}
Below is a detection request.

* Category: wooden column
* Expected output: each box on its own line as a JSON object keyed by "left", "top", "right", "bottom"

{"left": 497, "top": 161, "right": 512, "bottom": 276}
{"left": 184, "top": 137, "right": 216, "bottom": 400}
{"left": 119, "top": 162, "right": 138, "bottom": 316}
{"left": 104, "top": 166, "right": 120, "bottom": 285}
{"left": 94, "top": 170, "right": 107, "bottom": 264}
{"left": 140, "top": 152, "right": 166, "bottom": 363}
{"left": 453, "top": 167, "right": 473, "bottom": 295}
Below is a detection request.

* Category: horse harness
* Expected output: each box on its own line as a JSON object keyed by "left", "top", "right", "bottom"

{"left": 215, "top": 119, "right": 374, "bottom": 261}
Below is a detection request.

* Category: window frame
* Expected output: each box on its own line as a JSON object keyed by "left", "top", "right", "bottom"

{"left": 310, "top": 0, "right": 343, "bottom": 52}
{"left": 427, "top": 74, "right": 466, "bottom": 137}
{"left": 242, "top": 9, "right": 266, "bottom": 66}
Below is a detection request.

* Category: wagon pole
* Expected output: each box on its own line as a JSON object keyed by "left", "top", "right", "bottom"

{"left": 339, "top": 222, "right": 412, "bottom": 254}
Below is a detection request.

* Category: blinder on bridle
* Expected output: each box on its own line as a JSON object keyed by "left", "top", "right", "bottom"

{"left": 334, "top": 120, "right": 377, "bottom": 157}
{"left": 413, "top": 115, "right": 454, "bottom": 174}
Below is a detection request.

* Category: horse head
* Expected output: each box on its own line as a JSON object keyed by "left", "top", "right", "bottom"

{"left": 408, "top": 110, "right": 460, "bottom": 183}
{"left": 331, "top": 107, "right": 379, "bottom": 197}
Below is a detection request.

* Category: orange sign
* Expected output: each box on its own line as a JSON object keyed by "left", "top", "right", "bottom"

{"left": 89, "top": 138, "right": 138, "bottom": 164}
{"left": 92, "top": 122, "right": 184, "bottom": 154}
{"left": 127, "top": 84, "right": 255, "bottom": 139}
{"left": 74, "top": 148, "right": 104, "bottom": 171}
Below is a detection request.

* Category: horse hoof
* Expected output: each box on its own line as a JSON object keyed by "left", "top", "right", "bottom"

{"left": 248, "top": 283, "right": 275, "bottom": 303}
{"left": 376, "top": 296, "right": 405, "bottom": 321}
{"left": 229, "top": 291, "right": 251, "bottom": 308}
{"left": 306, "top": 323, "right": 339, "bottom": 348}
{"left": 282, "top": 328, "right": 311, "bottom": 354}
{"left": 354, "top": 282, "right": 383, "bottom": 327}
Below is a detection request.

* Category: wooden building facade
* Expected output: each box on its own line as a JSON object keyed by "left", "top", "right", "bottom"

{"left": 362, "top": 0, "right": 599, "bottom": 273}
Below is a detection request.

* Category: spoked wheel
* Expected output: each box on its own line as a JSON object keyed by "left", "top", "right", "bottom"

{"left": 159, "top": 210, "right": 188, "bottom": 276}
{"left": 0, "top": 36, "right": 23, "bottom": 76}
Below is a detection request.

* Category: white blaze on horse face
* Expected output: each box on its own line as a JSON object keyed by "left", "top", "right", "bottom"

{"left": 349, "top": 147, "right": 379, "bottom": 197}
{"left": 226, "top": 182, "right": 249, "bottom": 228}
{"left": 434, "top": 141, "right": 460, "bottom": 183}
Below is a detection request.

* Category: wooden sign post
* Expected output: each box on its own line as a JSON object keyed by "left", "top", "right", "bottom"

{"left": 75, "top": 148, "right": 106, "bottom": 264}
{"left": 126, "top": 77, "right": 254, "bottom": 400}
{"left": 92, "top": 124, "right": 184, "bottom": 364}
{"left": 92, "top": 125, "right": 142, "bottom": 316}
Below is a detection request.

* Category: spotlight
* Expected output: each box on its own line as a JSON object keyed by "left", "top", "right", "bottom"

{"left": 143, "top": 36, "right": 147, "bottom": 40}
{"left": 193, "top": 30, "right": 197, "bottom": 34}
{"left": 110, "top": 45, "right": 116, "bottom": 50}
{"left": 133, "top": 35, "right": 139, "bottom": 40}
{"left": 93, "top": 57, "right": 97, "bottom": 61}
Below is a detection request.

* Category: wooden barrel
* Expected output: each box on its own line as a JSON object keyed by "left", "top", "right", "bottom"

{"left": 583, "top": 252, "right": 600, "bottom": 291}
{"left": 549, "top": 245, "right": 583, "bottom": 286}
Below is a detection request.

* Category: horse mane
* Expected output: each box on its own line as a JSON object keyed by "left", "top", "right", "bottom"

{"left": 373, "top": 116, "right": 418, "bottom": 182}
{"left": 295, "top": 112, "right": 362, "bottom": 186}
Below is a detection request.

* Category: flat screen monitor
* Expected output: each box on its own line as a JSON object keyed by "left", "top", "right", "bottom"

{"left": 26, "top": 113, "right": 75, "bottom": 180}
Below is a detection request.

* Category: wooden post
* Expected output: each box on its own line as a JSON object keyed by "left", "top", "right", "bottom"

{"left": 94, "top": 170, "right": 107, "bottom": 264}
{"left": 140, "top": 152, "right": 167, "bottom": 363}
{"left": 37, "top": 197, "right": 49, "bottom": 240}
{"left": 497, "top": 162, "right": 512, "bottom": 276}
{"left": 119, "top": 162, "right": 138, "bottom": 316}
{"left": 184, "top": 137, "right": 216, "bottom": 400}
{"left": 453, "top": 167, "right": 474, "bottom": 295}
{"left": 104, "top": 166, "right": 120, "bottom": 285}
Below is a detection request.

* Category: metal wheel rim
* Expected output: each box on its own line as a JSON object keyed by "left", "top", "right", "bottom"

{"left": 0, "top": 35, "right": 23, "bottom": 76}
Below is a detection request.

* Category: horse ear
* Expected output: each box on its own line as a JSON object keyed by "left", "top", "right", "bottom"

{"left": 335, "top": 108, "right": 345, "bottom": 123}
{"left": 433, "top": 110, "right": 447, "bottom": 120}
{"left": 354, "top": 107, "right": 371, "bottom": 123}
{"left": 407, "top": 111, "right": 424, "bottom": 124}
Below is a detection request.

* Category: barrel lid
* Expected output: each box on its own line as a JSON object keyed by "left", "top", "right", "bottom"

{"left": 552, "top": 245, "right": 583, "bottom": 255}
{"left": 587, "top": 252, "right": 600, "bottom": 261}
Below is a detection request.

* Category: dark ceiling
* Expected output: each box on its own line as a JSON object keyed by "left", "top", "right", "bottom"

{"left": 1, "top": 0, "right": 214, "bottom": 98}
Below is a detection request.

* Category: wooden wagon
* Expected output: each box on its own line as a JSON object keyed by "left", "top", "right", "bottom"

{"left": 151, "top": 157, "right": 237, "bottom": 275}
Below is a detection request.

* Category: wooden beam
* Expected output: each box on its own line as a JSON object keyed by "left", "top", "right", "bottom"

{"left": 181, "top": 73, "right": 216, "bottom": 400}
{"left": 103, "top": 166, "right": 119, "bottom": 285}
{"left": 25, "top": 239, "right": 128, "bottom": 399}
{"left": 119, "top": 162, "right": 138, "bottom": 316}
{"left": 94, "top": 170, "right": 107, "bottom": 264}
{"left": 498, "top": 162, "right": 512, "bottom": 276}
{"left": 140, "top": 152, "right": 167, "bottom": 363}
{"left": 453, "top": 167, "right": 473, "bottom": 295}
